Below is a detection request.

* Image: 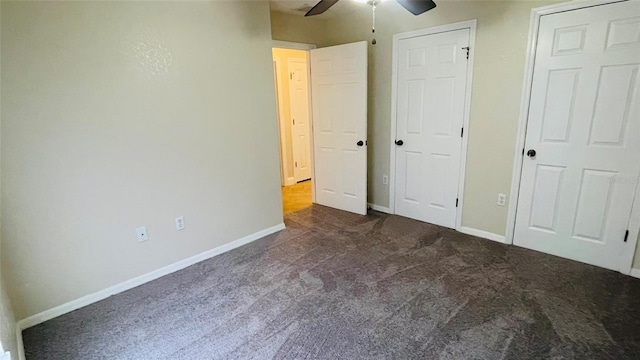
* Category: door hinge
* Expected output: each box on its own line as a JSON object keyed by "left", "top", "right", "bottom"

{"left": 290, "top": 72, "right": 293, "bottom": 80}
{"left": 293, "top": 118, "right": 295, "bottom": 125}
{"left": 624, "top": 230, "right": 629, "bottom": 242}
{"left": 522, "top": 148, "right": 525, "bottom": 156}
{"left": 461, "top": 127, "right": 464, "bottom": 138}
{"left": 462, "top": 46, "right": 470, "bottom": 60}
{"left": 295, "top": 161, "right": 298, "bottom": 168}
{"left": 456, "top": 198, "right": 459, "bottom": 207}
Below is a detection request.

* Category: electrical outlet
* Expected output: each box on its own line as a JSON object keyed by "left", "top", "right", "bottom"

{"left": 136, "top": 226, "right": 148, "bottom": 242}
{"left": 497, "top": 193, "right": 507, "bottom": 206}
{"left": 175, "top": 216, "right": 185, "bottom": 231}
{"left": 382, "top": 175, "right": 389, "bottom": 185}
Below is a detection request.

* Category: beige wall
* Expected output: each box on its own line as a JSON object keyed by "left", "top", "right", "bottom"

{"left": 272, "top": 48, "right": 309, "bottom": 184}
{"left": 271, "top": 1, "right": 562, "bottom": 236}
{"left": 0, "top": 2, "right": 18, "bottom": 356}
{"left": 270, "top": 10, "right": 331, "bottom": 47}
{"left": 2, "top": 0, "right": 283, "bottom": 319}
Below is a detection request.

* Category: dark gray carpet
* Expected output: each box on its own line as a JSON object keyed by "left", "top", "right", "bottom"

{"left": 23, "top": 205, "right": 640, "bottom": 359}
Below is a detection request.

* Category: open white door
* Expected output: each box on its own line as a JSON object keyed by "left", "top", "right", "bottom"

{"left": 310, "top": 41, "right": 368, "bottom": 215}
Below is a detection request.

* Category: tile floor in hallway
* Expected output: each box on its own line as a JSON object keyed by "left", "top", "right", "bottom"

{"left": 282, "top": 179, "right": 312, "bottom": 215}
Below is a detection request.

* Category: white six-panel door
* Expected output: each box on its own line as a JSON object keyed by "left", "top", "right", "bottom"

{"left": 514, "top": 0, "right": 640, "bottom": 271}
{"left": 394, "top": 29, "right": 470, "bottom": 228}
{"left": 310, "top": 42, "right": 368, "bottom": 215}
{"left": 288, "top": 58, "right": 312, "bottom": 182}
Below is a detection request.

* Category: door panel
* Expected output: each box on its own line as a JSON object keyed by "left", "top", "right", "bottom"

{"left": 310, "top": 42, "right": 368, "bottom": 215}
{"left": 288, "top": 58, "right": 312, "bottom": 182}
{"left": 589, "top": 64, "right": 638, "bottom": 146}
{"left": 528, "top": 165, "right": 564, "bottom": 233}
{"left": 404, "top": 151, "right": 423, "bottom": 203}
{"left": 394, "top": 28, "right": 470, "bottom": 228}
{"left": 514, "top": 0, "right": 640, "bottom": 271}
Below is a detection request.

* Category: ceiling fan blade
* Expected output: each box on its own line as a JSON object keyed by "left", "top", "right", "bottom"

{"left": 305, "top": 0, "right": 340, "bottom": 16}
{"left": 395, "top": 0, "right": 436, "bottom": 15}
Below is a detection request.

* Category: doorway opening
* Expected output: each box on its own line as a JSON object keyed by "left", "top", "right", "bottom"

{"left": 272, "top": 46, "right": 314, "bottom": 215}
{"left": 272, "top": 40, "right": 369, "bottom": 216}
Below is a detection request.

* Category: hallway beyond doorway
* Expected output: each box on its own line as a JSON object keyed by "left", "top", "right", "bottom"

{"left": 282, "top": 180, "right": 312, "bottom": 215}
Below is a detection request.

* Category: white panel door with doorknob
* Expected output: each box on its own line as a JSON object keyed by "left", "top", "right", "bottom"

{"left": 289, "top": 58, "right": 312, "bottom": 182}
{"left": 310, "top": 41, "right": 368, "bottom": 215}
{"left": 394, "top": 28, "right": 470, "bottom": 228}
{"left": 513, "top": 0, "right": 640, "bottom": 271}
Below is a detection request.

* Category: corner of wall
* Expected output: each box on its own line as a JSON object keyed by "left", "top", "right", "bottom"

{"left": 0, "top": 277, "right": 20, "bottom": 360}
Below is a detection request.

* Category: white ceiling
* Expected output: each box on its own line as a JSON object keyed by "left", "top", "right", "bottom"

{"left": 270, "top": 0, "right": 368, "bottom": 18}
{"left": 269, "top": 0, "right": 317, "bottom": 15}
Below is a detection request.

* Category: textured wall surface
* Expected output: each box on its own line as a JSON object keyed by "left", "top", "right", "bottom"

{"left": 271, "top": 10, "right": 331, "bottom": 47}
{"left": 2, "top": 0, "right": 282, "bottom": 319}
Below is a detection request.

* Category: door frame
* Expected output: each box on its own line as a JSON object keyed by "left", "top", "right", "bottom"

{"left": 272, "top": 41, "right": 317, "bottom": 203}
{"left": 272, "top": 57, "right": 295, "bottom": 186}
{"left": 388, "top": 19, "right": 477, "bottom": 231}
{"left": 505, "top": 0, "right": 640, "bottom": 275}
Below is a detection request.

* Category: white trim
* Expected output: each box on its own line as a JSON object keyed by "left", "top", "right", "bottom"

{"left": 307, "top": 50, "right": 316, "bottom": 204}
{"left": 368, "top": 203, "right": 391, "bottom": 214}
{"left": 458, "top": 226, "right": 506, "bottom": 244}
{"left": 621, "top": 174, "right": 640, "bottom": 274}
{"left": 529, "top": 0, "right": 627, "bottom": 16}
{"left": 272, "top": 40, "right": 316, "bottom": 51}
{"left": 284, "top": 177, "right": 296, "bottom": 186}
{"left": 504, "top": 2, "right": 539, "bottom": 245}
{"left": 630, "top": 268, "right": 640, "bottom": 280}
{"left": 455, "top": 21, "right": 477, "bottom": 232}
{"left": 389, "top": 19, "right": 477, "bottom": 233}
{"left": 16, "top": 326, "right": 24, "bottom": 360}
{"left": 505, "top": 0, "right": 637, "bottom": 276}
{"left": 17, "top": 223, "right": 286, "bottom": 331}
{"left": 273, "top": 57, "right": 293, "bottom": 187}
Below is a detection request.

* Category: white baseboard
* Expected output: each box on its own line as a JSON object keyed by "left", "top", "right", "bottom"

{"left": 368, "top": 203, "right": 391, "bottom": 214}
{"left": 16, "top": 223, "right": 286, "bottom": 332}
{"left": 630, "top": 269, "right": 640, "bottom": 279}
{"left": 284, "top": 177, "right": 296, "bottom": 186}
{"left": 458, "top": 226, "right": 506, "bottom": 243}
